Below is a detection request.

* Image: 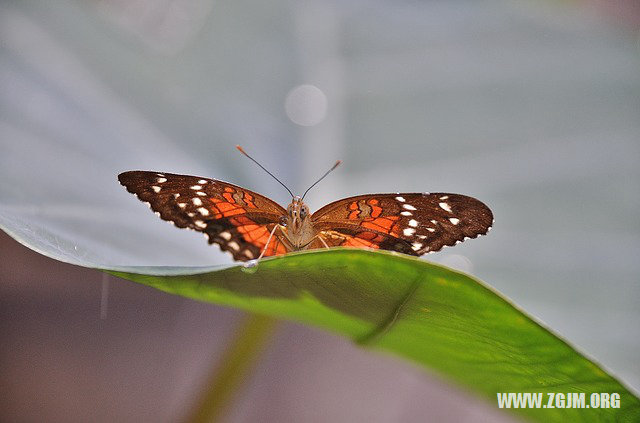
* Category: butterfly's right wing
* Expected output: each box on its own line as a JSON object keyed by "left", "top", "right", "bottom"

{"left": 118, "top": 171, "right": 289, "bottom": 261}
{"left": 311, "top": 193, "right": 493, "bottom": 255}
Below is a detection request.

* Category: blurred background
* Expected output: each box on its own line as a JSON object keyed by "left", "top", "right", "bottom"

{"left": 1, "top": 0, "right": 639, "bottom": 421}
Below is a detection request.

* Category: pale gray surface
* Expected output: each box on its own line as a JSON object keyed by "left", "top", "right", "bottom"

{"left": 1, "top": 0, "right": 638, "bottom": 421}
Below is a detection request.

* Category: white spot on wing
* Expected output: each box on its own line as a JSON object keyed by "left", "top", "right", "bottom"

{"left": 193, "top": 198, "right": 203, "bottom": 206}
{"left": 395, "top": 196, "right": 406, "bottom": 202}
{"left": 403, "top": 228, "right": 416, "bottom": 236}
{"left": 401, "top": 211, "right": 412, "bottom": 216}
{"left": 157, "top": 177, "right": 167, "bottom": 183}
{"left": 178, "top": 203, "right": 186, "bottom": 209}
{"left": 408, "top": 219, "right": 418, "bottom": 227}
{"left": 198, "top": 179, "right": 208, "bottom": 184}
{"left": 411, "top": 242, "right": 422, "bottom": 251}
{"left": 427, "top": 228, "right": 436, "bottom": 232}
{"left": 431, "top": 219, "right": 438, "bottom": 225}
{"left": 197, "top": 191, "right": 206, "bottom": 196}
{"left": 439, "top": 202, "right": 452, "bottom": 212}
{"left": 449, "top": 217, "right": 460, "bottom": 225}
{"left": 190, "top": 185, "right": 202, "bottom": 190}
{"left": 173, "top": 193, "right": 180, "bottom": 199}
{"left": 219, "top": 231, "right": 231, "bottom": 240}
{"left": 439, "top": 195, "right": 449, "bottom": 200}
{"left": 228, "top": 241, "right": 240, "bottom": 251}
{"left": 151, "top": 186, "right": 161, "bottom": 193}
{"left": 243, "top": 249, "right": 254, "bottom": 259}
{"left": 403, "top": 204, "right": 417, "bottom": 211}
{"left": 194, "top": 220, "right": 207, "bottom": 229}
{"left": 156, "top": 173, "right": 165, "bottom": 177}
{"left": 198, "top": 207, "right": 210, "bottom": 216}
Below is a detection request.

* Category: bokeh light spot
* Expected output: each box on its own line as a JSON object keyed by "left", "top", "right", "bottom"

{"left": 284, "top": 84, "right": 327, "bottom": 127}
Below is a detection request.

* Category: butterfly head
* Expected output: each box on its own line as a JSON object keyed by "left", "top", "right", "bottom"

{"left": 285, "top": 196, "right": 310, "bottom": 233}
{"left": 236, "top": 144, "right": 340, "bottom": 247}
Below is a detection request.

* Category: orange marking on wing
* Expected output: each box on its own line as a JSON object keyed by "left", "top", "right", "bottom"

{"left": 244, "top": 226, "right": 264, "bottom": 237}
{"left": 368, "top": 199, "right": 379, "bottom": 205}
{"left": 343, "top": 236, "right": 380, "bottom": 249}
{"left": 231, "top": 215, "right": 253, "bottom": 225}
{"left": 388, "top": 218, "right": 403, "bottom": 237}
{"left": 242, "top": 226, "right": 269, "bottom": 242}
{"left": 370, "top": 205, "right": 382, "bottom": 218}
{"left": 224, "top": 187, "right": 234, "bottom": 193}
{"left": 247, "top": 230, "right": 267, "bottom": 245}
{"left": 361, "top": 216, "right": 399, "bottom": 233}
{"left": 273, "top": 241, "right": 287, "bottom": 255}
{"left": 348, "top": 210, "right": 359, "bottom": 219}
{"left": 216, "top": 202, "right": 237, "bottom": 213}
{"left": 252, "top": 233, "right": 287, "bottom": 256}
{"left": 244, "top": 193, "right": 257, "bottom": 208}
{"left": 262, "top": 240, "right": 275, "bottom": 255}
{"left": 222, "top": 209, "right": 244, "bottom": 217}
{"left": 212, "top": 201, "right": 245, "bottom": 218}
{"left": 349, "top": 202, "right": 358, "bottom": 210}
{"left": 235, "top": 225, "right": 263, "bottom": 241}
{"left": 223, "top": 192, "right": 235, "bottom": 203}
{"left": 228, "top": 216, "right": 279, "bottom": 249}
{"left": 361, "top": 221, "right": 379, "bottom": 232}
{"left": 236, "top": 224, "right": 261, "bottom": 233}
{"left": 357, "top": 231, "right": 377, "bottom": 241}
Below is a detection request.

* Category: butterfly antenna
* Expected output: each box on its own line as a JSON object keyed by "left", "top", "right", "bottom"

{"left": 236, "top": 145, "right": 295, "bottom": 198}
{"left": 302, "top": 160, "right": 342, "bottom": 200}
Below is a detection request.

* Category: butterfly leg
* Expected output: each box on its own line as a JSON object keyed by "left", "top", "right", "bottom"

{"left": 299, "top": 233, "right": 331, "bottom": 250}
{"left": 317, "top": 234, "right": 330, "bottom": 249}
{"left": 257, "top": 224, "right": 281, "bottom": 260}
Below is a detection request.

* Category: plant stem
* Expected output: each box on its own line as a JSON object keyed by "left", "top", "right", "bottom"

{"left": 187, "top": 313, "right": 279, "bottom": 423}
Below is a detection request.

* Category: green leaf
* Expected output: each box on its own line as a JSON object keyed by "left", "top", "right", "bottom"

{"left": 110, "top": 249, "right": 639, "bottom": 422}
{"left": 1, "top": 209, "right": 637, "bottom": 420}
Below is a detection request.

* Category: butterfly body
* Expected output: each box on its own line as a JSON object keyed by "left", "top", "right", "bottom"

{"left": 118, "top": 170, "right": 493, "bottom": 262}
{"left": 282, "top": 196, "right": 316, "bottom": 250}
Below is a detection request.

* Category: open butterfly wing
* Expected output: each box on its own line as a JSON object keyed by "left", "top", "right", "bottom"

{"left": 311, "top": 193, "right": 493, "bottom": 255}
{"left": 118, "top": 171, "right": 288, "bottom": 261}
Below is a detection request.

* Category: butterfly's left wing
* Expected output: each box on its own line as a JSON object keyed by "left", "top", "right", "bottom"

{"left": 118, "top": 171, "right": 288, "bottom": 261}
{"left": 311, "top": 193, "right": 493, "bottom": 255}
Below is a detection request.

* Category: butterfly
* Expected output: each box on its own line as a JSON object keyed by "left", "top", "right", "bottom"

{"left": 118, "top": 147, "right": 493, "bottom": 262}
